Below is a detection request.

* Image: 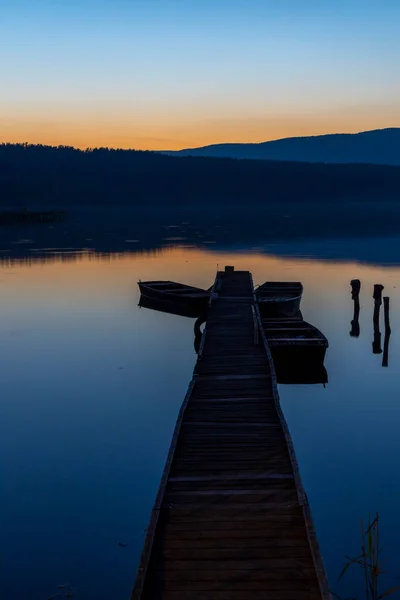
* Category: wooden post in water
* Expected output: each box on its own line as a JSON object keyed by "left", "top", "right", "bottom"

{"left": 382, "top": 296, "right": 391, "bottom": 367}
{"left": 350, "top": 279, "right": 361, "bottom": 337}
{"left": 372, "top": 284, "right": 384, "bottom": 354}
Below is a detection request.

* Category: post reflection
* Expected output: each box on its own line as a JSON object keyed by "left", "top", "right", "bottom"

{"left": 372, "top": 284, "right": 384, "bottom": 355}
{"left": 382, "top": 297, "right": 391, "bottom": 368}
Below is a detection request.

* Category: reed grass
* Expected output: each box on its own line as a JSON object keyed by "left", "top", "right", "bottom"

{"left": 333, "top": 513, "right": 398, "bottom": 600}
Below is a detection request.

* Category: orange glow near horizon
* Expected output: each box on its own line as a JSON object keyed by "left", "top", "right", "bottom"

{"left": 2, "top": 245, "right": 400, "bottom": 281}
{"left": 1, "top": 107, "right": 399, "bottom": 151}
{"left": 1, "top": 1, "right": 399, "bottom": 151}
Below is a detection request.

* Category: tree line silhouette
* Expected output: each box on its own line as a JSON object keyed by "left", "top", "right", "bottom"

{"left": 1, "top": 143, "right": 400, "bottom": 207}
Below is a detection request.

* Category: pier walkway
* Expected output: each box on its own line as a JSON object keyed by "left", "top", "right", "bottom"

{"left": 132, "top": 269, "right": 329, "bottom": 600}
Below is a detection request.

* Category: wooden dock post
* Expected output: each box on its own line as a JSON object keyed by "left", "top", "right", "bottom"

{"left": 382, "top": 297, "right": 391, "bottom": 367}
{"left": 350, "top": 279, "right": 361, "bottom": 337}
{"left": 372, "top": 285, "right": 384, "bottom": 354}
{"left": 351, "top": 279, "right": 361, "bottom": 298}
{"left": 373, "top": 284, "right": 384, "bottom": 306}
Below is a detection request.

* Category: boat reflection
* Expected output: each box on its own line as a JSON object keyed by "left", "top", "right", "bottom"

{"left": 138, "top": 294, "right": 207, "bottom": 319}
{"left": 138, "top": 295, "right": 207, "bottom": 354}
{"left": 272, "top": 355, "right": 328, "bottom": 385}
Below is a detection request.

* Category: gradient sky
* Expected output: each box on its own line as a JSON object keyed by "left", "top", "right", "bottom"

{"left": 1, "top": 0, "right": 399, "bottom": 149}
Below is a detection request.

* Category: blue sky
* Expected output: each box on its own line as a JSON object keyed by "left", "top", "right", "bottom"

{"left": 0, "top": 0, "right": 399, "bottom": 148}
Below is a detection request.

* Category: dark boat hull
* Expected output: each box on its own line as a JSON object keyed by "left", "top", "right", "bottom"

{"left": 256, "top": 281, "right": 303, "bottom": 318}
{"left": 258, "top": 296, "right": 302, "bottom": 318}
{"left": 138, "top": 282, "right": 209, "bottom": 312}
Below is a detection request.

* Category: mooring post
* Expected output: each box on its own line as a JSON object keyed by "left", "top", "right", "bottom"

{"left": 373, "top": 284, "right": 384, "bottom": 306}
{"left": 351, "top": 279, "right": 361, "bottom": 298}
{"left": 350, "top": 279, "right": 361, "bottom": 337}
{"left": 382, "top": 296, "right": 391, "bottom": 367}
{"left": 372, "top": 284, "right": 384, "bottom": 354}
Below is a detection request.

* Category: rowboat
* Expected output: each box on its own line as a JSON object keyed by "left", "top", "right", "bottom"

{"left": 262, "top": 317, "right": 328, "bottom": 356}
{"left": 256, "top": 281, "right": 303, "bottom": 317}
{"left": 261, "top": 316, "right": 328, "bottom": 384}
{"left": 138, "top": 280, "right": 210, "bottom": 311}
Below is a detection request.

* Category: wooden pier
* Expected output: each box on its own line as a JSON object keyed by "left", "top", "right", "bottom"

{"left": 132, "top": 269, "right": 330, "bottom": 600}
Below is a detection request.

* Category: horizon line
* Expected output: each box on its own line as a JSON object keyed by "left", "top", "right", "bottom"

{"left": 1, "top": 126, "right": 398, "bottom": 153}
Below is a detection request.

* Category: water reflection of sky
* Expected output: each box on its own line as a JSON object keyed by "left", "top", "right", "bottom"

{"left": 1, "top": 244, "right": 400, "bottom": 600}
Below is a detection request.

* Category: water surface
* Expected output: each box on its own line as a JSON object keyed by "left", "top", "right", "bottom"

{"left": 2, "top": 230, "right": 400, "bottom": 599}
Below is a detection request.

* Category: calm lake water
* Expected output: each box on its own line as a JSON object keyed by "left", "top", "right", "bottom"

{"left": 2, "top": 223, "right": 400, "bottom": 599}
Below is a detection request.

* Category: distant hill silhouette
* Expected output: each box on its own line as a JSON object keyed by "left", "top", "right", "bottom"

{"left": 163, "top": 128, "right": 400, "bottom": 165}
{"left": 1, "top": 142, "right": 400, "bottom": 208}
